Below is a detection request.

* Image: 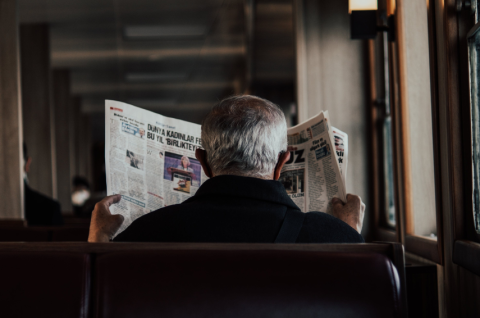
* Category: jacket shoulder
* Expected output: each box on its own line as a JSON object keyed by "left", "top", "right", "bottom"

{"left": 113, "top": 204, "right": 183, "bottom": 241}
{"left": 297, "top": 211, "right": 365, "bottom": 243}
{"left": 25, "top": 186, "right": 60, "bottom": 210}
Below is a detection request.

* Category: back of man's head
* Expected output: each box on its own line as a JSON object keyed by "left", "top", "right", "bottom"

{"left": 201, "top": 95, "right": 287, "bottom": 178}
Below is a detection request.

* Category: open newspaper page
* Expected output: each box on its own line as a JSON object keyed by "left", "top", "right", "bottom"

{"left": 332, "top": 127, "right": 348, "bottom": 188}
{"left": 105, "top": 100, "right": 208, "bottom": 237}
{"left": 279, "top": 111, "right": 348, "bottom": 213}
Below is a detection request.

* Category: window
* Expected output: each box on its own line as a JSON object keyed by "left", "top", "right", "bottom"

{"left": 375, "top": 30, "right": 396, "bottom": 229}
{"left": 398, "top": 0, "right": 437, "bottom": 238}
{"left": 383, "top": 117, "right": 396, "bottom": 226}
{"left": 467, "top": 25, "right": 480, "bottom": 234}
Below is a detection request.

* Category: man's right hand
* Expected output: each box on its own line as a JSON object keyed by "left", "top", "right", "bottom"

{"left": 88, "top": 194, "right": 124, "bottom": 243}
{"left": 331, "top": 194, "right": 365, "bottom": 234}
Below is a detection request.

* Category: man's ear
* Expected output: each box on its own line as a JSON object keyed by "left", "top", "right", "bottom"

{"left": 195, "top": 149, "right": 213, "bottom": 178}
{"left": 24, "top": 157, "right": 32, "bottom": 173}
{"left": 274, "top": 151, "right": 290, "bottom": 180}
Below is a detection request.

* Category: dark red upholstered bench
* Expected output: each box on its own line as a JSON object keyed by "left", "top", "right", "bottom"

{"left": 0, "top": 242, "right": 407, "bottom": 318}
{"left": 0, "top": 227, "right": 50, "bottom": 241}
{"left": 95, "top": 249, "right": 404, "bottom": 318}
{"left": 0, "top": 223, "right": 90, "bottom": 242}
{"left": 0, "top": 252, "right": 91, "bottom": 318}
{"left": 50, "top": 227, "right": 90, "bottom": 241}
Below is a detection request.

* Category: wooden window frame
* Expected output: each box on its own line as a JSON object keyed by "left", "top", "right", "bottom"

{"left": 369, "top": 0, "right": 398, "bottom": 245}
{"left": 450, "top": 0, "right": 480, "bottom": 277}
{"left": 398, "top": 0, "right": 444, "bottom": 265}
{"left": 370, "top": 0, "right": 480, "bottom": 271}
{"left": 457, "top": 7, "right": 480, "bottom": 245}
{"left": 370, "top": 0, "right": 444, "bottom": 264}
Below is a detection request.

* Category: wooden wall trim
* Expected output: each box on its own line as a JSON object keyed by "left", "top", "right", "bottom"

{"left": 389, "top": 0, "right": 406, "bottom": 245}
{"left": 435, "top": 0, "right": 480, "bottom": 315}
{"left": 425, "top": 0, "right": 445, "bottom": 267}
{"left": 368, "top": 39, "right": 381, "bottom": 236}
{"left": 392, "top": 0, "right": 414, "bottom": 237}
{"left": 376, "top": 227, "right": 397, "bottom": 242}
{"left": 453, "top": 240, "right": 480, "bottom": 277}
{"left": 405, "top": 234, "right": 441, "bottom": 264}
{"left": 293, "top": 0, "right": 308, "bottom": 124}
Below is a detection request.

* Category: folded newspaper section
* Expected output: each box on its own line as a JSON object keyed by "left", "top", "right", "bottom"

{"left": 280, "top": 111, "right": 348, "bottom": 213}
{"left": 106, "top": 102, "right": 348, "bottom": 236}
{"left": 105, "top": 100, "right": 208, "bottom": 237}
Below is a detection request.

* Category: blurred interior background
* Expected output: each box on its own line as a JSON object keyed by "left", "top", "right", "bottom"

{"left": 17, "top": 0, "right": 369, "bottom": 237}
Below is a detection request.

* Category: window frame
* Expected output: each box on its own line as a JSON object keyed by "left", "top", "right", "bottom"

{"left": 443, "top": 0, "right": 480, "bottom": 280}
{"left": 464, "top": 20, "right": 480, "bottom": 244}
{"left": 370, "top": 0, "right": 445, "bottom": 263}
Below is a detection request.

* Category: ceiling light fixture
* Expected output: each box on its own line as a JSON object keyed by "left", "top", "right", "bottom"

{"left": 349, "top": 0, "right": 394, "bottom": 40}
{"left": 349, "top": 0, "right": 377, "bottom": 13}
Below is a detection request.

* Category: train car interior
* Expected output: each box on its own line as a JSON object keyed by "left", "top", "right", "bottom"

{"left": 0, "top": 0, "right": 479, "bottom": 317}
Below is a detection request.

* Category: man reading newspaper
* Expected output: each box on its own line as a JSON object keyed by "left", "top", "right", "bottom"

{"left": 89, "top": 95, "right": 365, "bottom": 243}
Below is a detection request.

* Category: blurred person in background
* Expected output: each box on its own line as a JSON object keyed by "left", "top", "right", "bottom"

{"left": 72, "top": 176, "right": 91, "bottom": 217}
{"left": 23, "top": 142, "right": 63, "bottom": 226}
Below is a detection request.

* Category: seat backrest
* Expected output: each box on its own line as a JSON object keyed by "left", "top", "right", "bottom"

{"left": 0, "top": 252, "right": 91, "bottom": 318}
{"left": 51, "top": 227, "right": 90, "bottom": 241}
{"left": 0, "top": 227, "right": 49, "bottom": 241}
{"left": 95, "top": 249, "right": 403, "bottom": 318}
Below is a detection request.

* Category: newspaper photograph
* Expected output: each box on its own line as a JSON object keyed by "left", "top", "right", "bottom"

{"left": 280, "top": 111, "right": 348, "bottom": 214}
{"left": 105, "top": 100, "right": 208, "bottom": 237}
{"left": 332, "top": 127, "right": 348, "bottom": 188}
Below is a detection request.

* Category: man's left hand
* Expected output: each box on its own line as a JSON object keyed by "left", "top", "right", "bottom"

{"left": 88, "top": 194, "right": 124, "bottom": 242}
{"left": 331, "top": 194, "right": 365, "bottom": 234}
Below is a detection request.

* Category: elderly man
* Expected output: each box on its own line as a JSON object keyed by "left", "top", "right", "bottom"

{"left": 89, "top": 95, "right": 365, "bottom": 243}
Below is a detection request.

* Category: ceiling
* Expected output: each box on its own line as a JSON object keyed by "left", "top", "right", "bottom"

{"left": 18, "top": 0, "right": 295, "bottom": 124}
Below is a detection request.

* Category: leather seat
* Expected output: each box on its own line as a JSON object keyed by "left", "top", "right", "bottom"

{"left": 0, "top": 228, "right": 49, "bottom": 241}
{"left": 0, "top": 252, "right": 91, "bottom": 318}
{"left": 95, "top": 250, "right": 402, "bottom": 318}
{"left": 51, "top": 227, "right": 90, "bottom": 241}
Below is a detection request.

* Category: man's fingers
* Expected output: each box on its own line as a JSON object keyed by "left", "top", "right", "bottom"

{"left": 101, "top": 194, "right": 122, "bottom": 207}
{"left": 346, "top": 194, "right": 361, "bottom": 208}
{"left": 113, "top": 214, "right": 124, "bottom": 224}
{"left": 346, "top": 194, "right": 361, "bottom": 203}
{"left": 331, "top": 197, "right": 344, "bottom": 213}
{"left": 331, "top": 197, "right": 342, "bottom": 205}
{"left": 111, "top": 214, "right": 125, "bottom": 228}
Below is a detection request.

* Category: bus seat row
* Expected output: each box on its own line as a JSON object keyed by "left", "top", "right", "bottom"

{"left": 0, "top": 226, "right": 89, "bottom": 242}
{"left": 0, "top": 242, "right": 407, "bottom": 318}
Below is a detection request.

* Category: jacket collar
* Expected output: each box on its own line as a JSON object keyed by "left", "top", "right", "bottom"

{"left": 184, "top": 175, "right": 300, "bottom": 211}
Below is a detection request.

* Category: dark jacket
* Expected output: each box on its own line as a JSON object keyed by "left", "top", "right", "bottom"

{"left": 24, "top": 181, "right": 63, "bottom": 226}
{"left": 114, "top": 175, "right": 364, "bottom": 243}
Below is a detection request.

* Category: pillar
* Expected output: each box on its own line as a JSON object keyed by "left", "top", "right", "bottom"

{"left": 20, "top": 23, "right": 56, "bottom": 198}
{"left": 0, "top": 0, "right": 24, "bottom": 220}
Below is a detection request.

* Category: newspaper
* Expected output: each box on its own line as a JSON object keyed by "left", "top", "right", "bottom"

{"left": 105, "top": 101, "right": 348, "bottom": 237}
{"left": 105, "top": 100, "right": 208, "bottom": 237}
{"left": 279, "top": 111, "right": 348, "bottom": 213}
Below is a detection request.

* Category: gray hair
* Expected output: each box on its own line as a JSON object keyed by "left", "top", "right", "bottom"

{"left": 201, "top": 95, "right": 288, "bottom": 178}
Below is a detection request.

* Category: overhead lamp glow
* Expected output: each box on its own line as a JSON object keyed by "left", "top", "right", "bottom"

{"left": 124, "top": 25, "right": 206, "bottom": 39}
{"left": 349, "top": 0, "right": 378, "bottom": 13}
